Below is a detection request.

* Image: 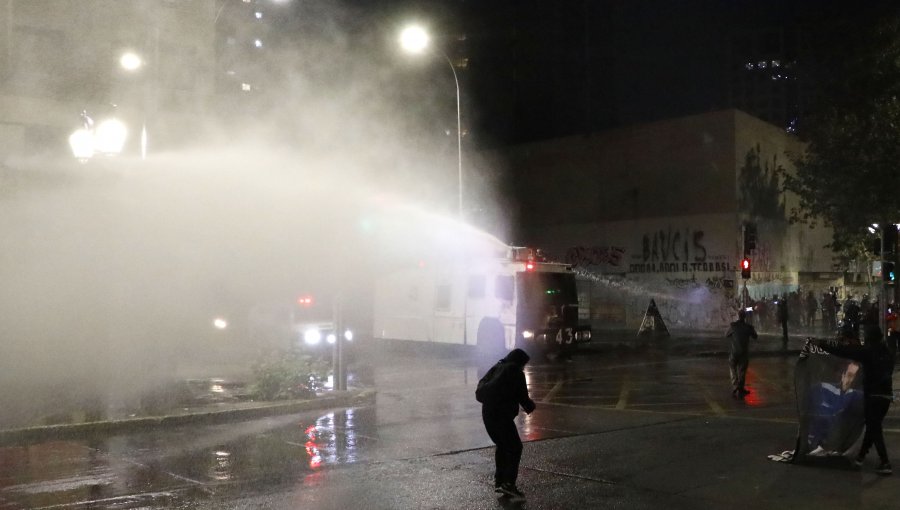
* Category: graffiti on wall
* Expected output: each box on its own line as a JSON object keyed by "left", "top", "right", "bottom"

{"left": 626, "top": 227, "right": 734, "bottom": 274}
{"left": 565, "top": 246, "right": 626, "bottom": 268}
{"left": 567, "top": 223, "right": 742, "bottom": 330}
{"left": 583, "top": 268, "right": 739, "bottom": 331}
{"left": 738, "top": 144, "right": 786, "bottom": 221}
{"left": 629, "top": 260, "right": 736, "bottom": 274}
{"left": 642, "top": 228, "right": 707, "bottom": 263}
{"left": 752, "top": 241, "right": 776, "bottom": 273}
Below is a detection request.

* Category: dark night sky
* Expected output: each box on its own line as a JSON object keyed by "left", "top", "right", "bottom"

{"left": 276, "top": 0, "right": 898, "bottom": 149}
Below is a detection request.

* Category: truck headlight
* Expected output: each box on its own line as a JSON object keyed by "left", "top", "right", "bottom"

{"left": 522, "top": 330, "right": 534, "bottom": 339}
{"left": 304, "top": 329, "right": 322, "bottom": 345}
{"left": 326, "top": 333, "right": 337, "bottom": 344}
{"left": 344, "top": 330, "right": 353, "bottom": 341}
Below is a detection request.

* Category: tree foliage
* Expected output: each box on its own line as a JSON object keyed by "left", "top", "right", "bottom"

{"left": 783, "top": 6, "right": 900, "bottom": 263}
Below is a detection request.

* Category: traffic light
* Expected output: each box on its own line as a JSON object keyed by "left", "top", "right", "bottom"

{"left": 884, "top": 261, "right": 896, "bottom": 283}
{"left": 885, "top": 226, "right": 898, "bottom": 257}
{"left": 743, "top": 223, "right": 757, "bottom": 255}
{"left": 872, "top": 225, "right": 897, "bottom": 256}
{"left": 740, "top": 258, "right": 751, "bottom": 279}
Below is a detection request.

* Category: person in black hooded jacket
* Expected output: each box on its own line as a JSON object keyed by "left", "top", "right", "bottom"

{"left": 811, "top": 324, "right": 894, "bottom": 475}
{"left": 480, "top": 348, "right": 536, "bottom": 499}
{"left": 726, "top": 310, "right": 758, "bottom": 398}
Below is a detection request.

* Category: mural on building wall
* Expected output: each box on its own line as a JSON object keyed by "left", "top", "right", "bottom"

{"left": 738, "top": 144, "right": 787, "bottom": 221}
{"left": 576, "top": 269, "right": 739, "bottom": 331}
{"left": 561, "top": 221, "right": 741, "bottom": 330}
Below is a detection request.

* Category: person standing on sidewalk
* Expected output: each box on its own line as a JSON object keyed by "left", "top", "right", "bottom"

{"left": 476, "top": 348, "right": 536, "bottom": 499}
{"left": 843, "top": 296, "right": 861, "bottom": 337}
{"left": 726, "top": 310, "right": 758, "bottom": 398}
{"left": 810, "top": 324, "right": 894, "bottom": 475}
{"left": 776, "top": 295, "right": 789, "bottom": 349}
{"left": 805, "top": 291, "right": 818, "bottom": 329}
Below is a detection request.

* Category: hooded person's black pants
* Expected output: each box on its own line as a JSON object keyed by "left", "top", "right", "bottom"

{"left": 860, "top": 396, "right": 891, "bottom": 462}
{"left": 729, "top": 354, "right": 749, "bottom": 393}
{"left": 482, "top": 408, "right": 523, "bottom": 486}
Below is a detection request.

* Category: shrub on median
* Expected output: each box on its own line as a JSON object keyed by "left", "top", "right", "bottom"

{"left": 250, "top": 350, "right": 330, "bottom": 401}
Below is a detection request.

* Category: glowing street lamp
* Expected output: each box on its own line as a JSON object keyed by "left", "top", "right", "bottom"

{"left": 399, "top": 25, "right": 429, "bottom": 54}
{"left": 119, "top": 51, "right": 143, "bottom": 72}
{"left": 94, "top": 118, "right": 128, "bottom": 155}
{"left": 68, "top": 128, "right": 95, "bottom": 162}
{"left": 399, "top": 24, "right": 464, "bottom": 219}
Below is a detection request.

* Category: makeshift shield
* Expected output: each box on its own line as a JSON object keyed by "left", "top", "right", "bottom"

{"left": 793, "top": 340, "right": 866, "bottom": 461}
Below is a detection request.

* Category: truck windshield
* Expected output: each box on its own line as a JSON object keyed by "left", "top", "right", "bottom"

{"left": 517, "top": 272, "right": 577, "bottom": 306}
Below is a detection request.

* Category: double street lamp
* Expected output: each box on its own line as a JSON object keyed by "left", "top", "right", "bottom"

{"left": 68, "top": 50, "right": 145, "bottom": 162}
{"left": 68, "top": 110, "right": 128, "bottom": 162}
{"left": 399, "top": 24, "right": 464, "bottom": 219}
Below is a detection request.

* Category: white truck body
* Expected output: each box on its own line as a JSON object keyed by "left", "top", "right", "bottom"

{"left": 373, "top": 246, "right": 589, "bottom": 353}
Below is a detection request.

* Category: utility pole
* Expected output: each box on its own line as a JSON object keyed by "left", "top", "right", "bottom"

{"left": 741, "top": 223, "right": 747, "bottom": 311}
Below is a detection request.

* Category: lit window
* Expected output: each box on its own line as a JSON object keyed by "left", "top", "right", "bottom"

{"left": 225, "top": 70, "right": 236, "bottom": 76}
{"left": 254, "top": 39, "right": 263, "bottom": 48}
{"left": 242, "top": 0, "right": 251, "bottom": 3}
{"left": 255, "top": 11, "right": 263, "bottom": 19}
{"left": 241, "top": 83, "right": 252, "bottom": 91}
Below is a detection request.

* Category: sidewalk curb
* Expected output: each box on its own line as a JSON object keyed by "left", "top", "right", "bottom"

{"left": 0, "top": 388, "right": 376, "bottom": 446}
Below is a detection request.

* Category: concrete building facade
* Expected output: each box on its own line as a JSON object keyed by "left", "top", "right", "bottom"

{"left": 499, "top": 109, "right": 844, "bottom": 330}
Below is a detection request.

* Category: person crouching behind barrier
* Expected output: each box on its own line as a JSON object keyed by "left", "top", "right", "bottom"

{"left": 810, "top": 324, "right": 895, "bottom": 475}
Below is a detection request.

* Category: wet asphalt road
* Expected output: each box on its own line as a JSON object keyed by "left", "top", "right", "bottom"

{"left": 2, "top": 343, "right": 900, "bottom": 509}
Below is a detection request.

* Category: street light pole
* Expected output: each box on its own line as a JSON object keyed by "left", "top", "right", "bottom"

{"left": 440, "top": 49, "right": 463, "bottom": 219}
{"left": 399, "top": 24, "right": 464, "bottom": 219}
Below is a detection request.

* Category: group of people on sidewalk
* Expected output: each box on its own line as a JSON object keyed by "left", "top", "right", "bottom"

{"left": 726, "top": 309, "right": 895, "bottom": 475}
{"left": 747, "top": 290, "right": 846, "bottom": 334}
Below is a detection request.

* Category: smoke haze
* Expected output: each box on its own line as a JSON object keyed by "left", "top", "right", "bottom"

{"left": 0, "top": 1, "right": 510, "bottom": 426}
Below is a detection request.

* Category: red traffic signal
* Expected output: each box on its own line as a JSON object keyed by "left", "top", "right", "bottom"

{"left": 740, "top": 258, "right": 751, "bottom": 279}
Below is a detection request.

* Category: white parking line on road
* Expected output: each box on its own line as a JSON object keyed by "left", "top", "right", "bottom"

{"left": 29, "top": 490, "right": 186, "bottom": 510}
{"left": 541, "top": 378, "right": 565, "bottom": 403}
{"left": 616, "top": 377, "right": 631, "bottom": 409}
